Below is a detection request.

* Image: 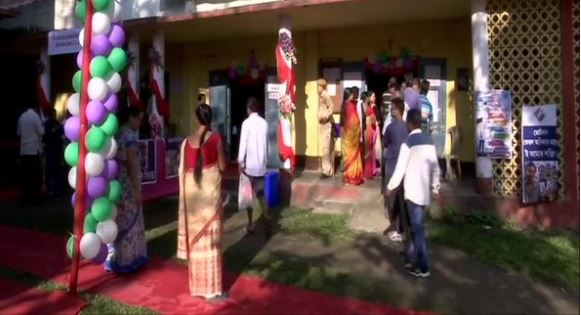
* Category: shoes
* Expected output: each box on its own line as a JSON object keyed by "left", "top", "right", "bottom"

{"left": 388, "top": 231, "right": 403, "bottom": 242}
{"left": 408, "top": 267, "right": 431, "bottom": 278}
{"left": 246, "top": 222, "right": 255, "bottom": 234}
{"left": 208, "top": 292, "right": 230, "bottom": 304}
{"left": 319, "top": 174, "right": 331, "bottom": 180}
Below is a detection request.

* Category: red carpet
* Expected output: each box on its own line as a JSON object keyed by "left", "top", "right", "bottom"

{"left": 0, "top": 225, "right": 431, "bottom": 315}
{"left": 0, "top": 278, "right": 86, "bottom": 315}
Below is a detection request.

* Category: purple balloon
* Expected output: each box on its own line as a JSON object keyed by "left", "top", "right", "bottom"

{"left": 87, "top": 176, "right": 108, "bottom": 199}
{"left": 103, "top": 93, "right": 118, "bottom": 112}
{"left": 71, "top": 192, "right": 94, "bottom": 210}
{"left": 77, "top": 51, "right": 93, "bottom": 69}
{"left": 92, "top": 243, "right": 108, "bottom": 264}
{"left": 64, "top": 116, "right": 81, "bottom": 141}
{"left": 105, "top": 159, "right": 118, "bottom": 180}
{"left": 91, "top": 35, "right": 112, "bottom": 56}
{"left": 108, "top": 24, "right": 125, "bottom": 47}
{"left": 86, "top": 100, "right": 107, "bottom": 125}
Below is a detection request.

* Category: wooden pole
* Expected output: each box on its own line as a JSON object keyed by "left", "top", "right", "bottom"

{"left": 70, "top": 0, "right": 93, "bottom": 295}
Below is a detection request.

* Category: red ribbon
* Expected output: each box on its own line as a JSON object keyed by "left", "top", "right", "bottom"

{"left": 149, "top": 64, "right": 169, "bottom": 120}
{"left": 125, "top": 72, "right": 144, "bottom": 110}
{"left": 277, "top": 122, "right": 295, "bottom": 170}
{"left": 276, "top": 45, "right": 296, "bottom": 103}
{"left": 36, "top": 76, "right": 51, "bottom": 116}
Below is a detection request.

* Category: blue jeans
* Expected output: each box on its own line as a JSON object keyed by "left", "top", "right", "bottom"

{"left": 406, "top": 200, "right": 429, "bottom": 272}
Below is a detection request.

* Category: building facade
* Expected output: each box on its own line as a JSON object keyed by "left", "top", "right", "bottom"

{"left": 2, "top": 0, "right": 579, "bottom": 227}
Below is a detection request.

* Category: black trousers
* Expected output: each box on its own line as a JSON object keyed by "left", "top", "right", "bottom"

{"left": 384, "top": 176, "right": 409, "bottom": 235}
{"left": 20, "top": 154, "right": 42, "bottom": 203}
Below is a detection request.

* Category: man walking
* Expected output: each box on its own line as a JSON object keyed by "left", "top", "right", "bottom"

{"left": 317, "top": 79, "right": 335, "bottom": 179}
{"left": 17, "top": 104, "right": 44, "bottom": 205}
{"left": 387, "top": 109, "right": 440, "bottom": 278}
{"left": 382, "top": 99, "right": 409, "bottom": 242}
{"left": 238, "top": 97, "right": 271, "bottom": 239}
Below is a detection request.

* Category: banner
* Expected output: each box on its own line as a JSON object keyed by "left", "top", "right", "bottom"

{"left": 48, "top": 28, "right": 82, "bottom": 56}
{"left": 521, "top": 105, "right": 559, "bottom": 204}
{"left": 165, "top": 138, "right": 183, "bottom": 179}
{"left": 475, "top": 90, "right": 512, "bottom": 159}
{"left": 139, "top": 140, "right": 157, "bottom": 184}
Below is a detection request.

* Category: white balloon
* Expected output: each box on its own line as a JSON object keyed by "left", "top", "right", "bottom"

{"left": 85, "top": 152, "right": 105, "bottom": 177}
{"left": 68, "top": 167, "right": 77, "bottom": 189}
{"left": 88, "top": 78, "right": 108, "bottom": 101}
{"left": 79, "top": 28, "right": 85, "bottom": 47}
{"left": 105, "top": 1, "right": 122, "bottom": 22}
{"left": 67, "top": 93, "right": 80, "bottom": 116}
{"left": 109, "top": 205, "right": 118, "bottom": 221}
{"left": 80, "top": 232, "right": 101, "bottom": 260}
{"left": 106, "top": 72, "right": 122, "bottom": 93}
{"left": 92, "top": 12, "right": 111, "bottom": 35}
{"left": 98, "top": 138, "right": 117, "bottom": 160}
{"left": 96, "top": 220, "right": 118, "bottom": 244}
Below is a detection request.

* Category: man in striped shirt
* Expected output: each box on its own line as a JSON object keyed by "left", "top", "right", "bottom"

{"left": 387, "top": 109, "right": 440, "bottom": 278}
{"left": 419, "top": 79, "right": 433, "bottom": 134}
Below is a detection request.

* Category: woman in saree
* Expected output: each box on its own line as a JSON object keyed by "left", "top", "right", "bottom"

{"left": 342, "top": 89, "right": 364, "bottom": 185}
{"left": 363, "top": 92, "right": 379, "bottom": 179}
{"left": 177, "top": 104, "right": 228, "bottom": 300}
{"left": 105, "top": 107, "right": 148, "bottom": 273}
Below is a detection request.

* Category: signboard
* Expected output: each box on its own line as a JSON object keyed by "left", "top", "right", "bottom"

{"left": 48, "top": 28, "right": 81, "bottom": 56}
{"left": 265, "top": 81, "right": 281, "bottom": 168}
{"left": 521, "top": 105, "right": 559, "bottom": 204}
{"left": 475, "top": 90, "right": 512, "bottom": 159}
{"left": 139, "top": 140, "right": 157, "bottom": 184}
{"left": 165, "top": 138, "right": 183, "bottom": 179}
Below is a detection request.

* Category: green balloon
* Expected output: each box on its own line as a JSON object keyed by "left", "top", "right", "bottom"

{"left": 93, "top": 0, "right": 111, "bottom": 12}
{"left": 64, "top": 142, "right": 79, "bottom": 167}
{"left": 72, "top": 70, "right": 82, "bottom": 93}
{"left": 90, "top": 56, "right": 112, "bottom": 79}
{"left": 84, "top": 213, "right": 98, "bottom": 233}
{"left": 99, "top": 114, "right": 119, "bottom": 136}
{"left": 91, "top": 197, "right": 112, "bottom": 222}
{"left": 108, "top": 180, "right": 122, "bottom": 203}
{"left": 108, "top": 48, "right": 127, "bottom": 72}
{"left": 66, "top": 235, "right": 76, "bottom": 258}
{"left": 75, "top": 1, "right": 86, "bottom": 22}
{"left": 86, "top": 127, "right": 107, "bottom": 152}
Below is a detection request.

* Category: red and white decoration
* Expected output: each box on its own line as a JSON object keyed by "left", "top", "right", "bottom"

{"left": 148, "top": 47, "right": 167, "bottom": 139}
{"left": 275, "top": 17, "right": 297, "bottom": 170}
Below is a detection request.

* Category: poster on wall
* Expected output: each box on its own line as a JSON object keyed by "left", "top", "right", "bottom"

{"left": 521, "top": 105, "right": 559, "bottom": 204}
{"left": 475, "top": 90, "right": 512, "bottom": 159}
{"left": 165, "top": 138, "right": 183, "bottom": 179}
{"left": 139, "top": 140, "right": 157, "bottom": 184}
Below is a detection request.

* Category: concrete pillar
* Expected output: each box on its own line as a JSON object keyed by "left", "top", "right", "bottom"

{"left": 152, "top": 31, "right": 165, "bottom": 98}
{"left": 471, "top": 0, "right": 493, "bottom": 194}
{"left": 127, "top": 37, "right": 140, "bottom": 107}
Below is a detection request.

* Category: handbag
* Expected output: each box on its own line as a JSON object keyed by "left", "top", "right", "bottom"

{"left": 238, "top": 172, "right": 254, "bottom": 210}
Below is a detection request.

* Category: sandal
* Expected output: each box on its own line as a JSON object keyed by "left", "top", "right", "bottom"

{"left": 246, "top": 222, "right": 255, "bottom": 234}
{"left": 208, "top": 292, "right": 230, "bottom": 304}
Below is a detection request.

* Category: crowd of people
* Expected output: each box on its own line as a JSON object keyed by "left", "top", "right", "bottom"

{"left": 317, "top": 76, "right": 440, "bottom": 278}
{"left": 15, "top": 75, "right": 440, "bottom": 301}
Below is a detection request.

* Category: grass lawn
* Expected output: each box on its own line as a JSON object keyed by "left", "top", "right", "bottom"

{"left": 0, "top": 197, "right": 578, "bottom": 313}
{"left": 428, "top": 221, "right": 580, "bottom": 293}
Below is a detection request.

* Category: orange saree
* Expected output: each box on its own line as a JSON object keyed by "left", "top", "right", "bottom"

{"left": 342, "top": 101, "right": 364, "bottom": 185}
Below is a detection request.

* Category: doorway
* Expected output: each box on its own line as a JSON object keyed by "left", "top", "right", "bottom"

{"left": 228, "top": 79, "right": 266, "bottom": 161}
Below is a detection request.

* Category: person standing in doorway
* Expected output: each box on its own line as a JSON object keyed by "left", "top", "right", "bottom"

{"left": 382, "top": 99, "right": 409, "bottom": 242}
{"left": 198, "top": 93, "right": 207, "bottom": 106}
{"left": 419, "top": 79, "right": 433, "bottom": 134}
{"left": 17, "top": 104, "right": 44, "bottom": 205}
{"left": 43, "top": 107, "right": 64, "bottom": 196}
{"left": 317, "top": 79, "right": 335, "bottom": 179}
{"left": 238, "top": 98, "right": 271, "bottom": 239}
{"left": 387, "top": 109, "right": 440, "bottom": 278}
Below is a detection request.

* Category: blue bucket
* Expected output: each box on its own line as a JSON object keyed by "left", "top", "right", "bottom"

{"left": 264, "top": 171, "right": 280, "bottom": 208}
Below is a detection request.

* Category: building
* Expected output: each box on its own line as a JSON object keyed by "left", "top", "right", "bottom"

{"left": 2, "top": 0, "right": 579, "bottom": 227}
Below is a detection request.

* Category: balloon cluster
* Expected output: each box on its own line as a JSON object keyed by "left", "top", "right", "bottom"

{"left": 65, "top": 0, "right": 126, "bottom": 264}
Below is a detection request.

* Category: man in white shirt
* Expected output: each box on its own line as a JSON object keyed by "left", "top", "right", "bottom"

{"left": 17, "top": 105, "right": 44, "bottom": 205}
{"left": 238, "top": 97, "right": 271, "bottom": 239}
{"left": 387, "top": 109, "right": 440, "bottom": 278}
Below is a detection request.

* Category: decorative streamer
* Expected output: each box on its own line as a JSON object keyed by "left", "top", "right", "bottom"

{"left": 67, "top": 0, "right": 125, "bottom": 294}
